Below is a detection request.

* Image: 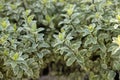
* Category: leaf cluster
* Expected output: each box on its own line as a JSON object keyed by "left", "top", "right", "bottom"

{"left": 0, "top": 0, "right": 120, "bottom": 80}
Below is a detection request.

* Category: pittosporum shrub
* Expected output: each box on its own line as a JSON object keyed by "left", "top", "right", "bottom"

{"left": 0, "top": 0, "right": 120, "bottom": 80}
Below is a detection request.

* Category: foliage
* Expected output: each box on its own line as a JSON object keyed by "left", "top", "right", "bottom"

{"left": 0, "top": 0, "right": 120, "bottom": 80}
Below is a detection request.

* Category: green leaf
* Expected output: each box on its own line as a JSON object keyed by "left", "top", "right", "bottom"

{"left": 25, "top": 10, "right": 31, "bottom": 16}
{"left": 71, "top": 41, "right": 81, "bottom": 50}
{"left": 0, "top": 4, "right": 4, "bottom": 11}
{"left": 66, "top": 57, "right": 76, "bottom": 66}
{"left": 84, "top": 35, "right": 97, "bottom": 47}
{"left": 82, "top": 29, "right": 91, "bottom": 37}
{"left": 116, "top": 15, "right": 120, "bottom": 21}
{"left": 98, "top": 41, "right": 106, "bottom": 53}
{"left": 12, "top": 53, "right": 19, "bottom": 61}
{"left": 4, "top": 49, "right": 9, "bottom": 56}
{"left": 26, "top": 69, "right": 33, "bottom": 77}
{"left": 58, "top": 32, "right": 64, "bottom": 41}
{"left": 0, "top": 18, "right": 10, "bottom": 29}
{"left": 89, "top": 72, "right": 100, "bottom": 80}
{"left": 4, "top": 60, "right": 17, "bottom": 69}
{"left": 17, "top": 70, "right": 23, "bottom": 78}
{"left": 13, "top": 23, "right": 17, "bottom": 31}
{"left": 27, "top": 15, "right": 35, "bottom": 24}
{"left": 113, "top": 61, "right": 120, "bottom": 70}
{"left": 31, "top": 21, "right": 37, "bottom": 32}
{"left": 88, "top": 24, "right": 95, "bottom": 32}
{"left": 90, "top": 35, "right": 97, "bottom": 44}
{"left": 13, "top": 66, "right": 19, "bottom": 75}
{"left": 76, "top": 50, "right": 85, "bottom": 64}
{"left": 111, "top": 47, "right": 120, "bottom": 55}
{"left": 37, "top": 49, "right": 50, "bottom": 58}
{"left": 107, "top": 70, "right": 116, "bottom": 80}
{"left": 45, "top": 15, "right": 51, "bottom": 23}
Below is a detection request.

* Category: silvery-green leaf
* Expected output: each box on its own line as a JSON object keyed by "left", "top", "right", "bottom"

{"left": 98, "top": 41, "right": 106, "bottom": 53}
{"left": 66, "top": 57, "right": 76, "bottom": 66}
{"left": 107, "top": 70, "right": 116, "bottom": 80}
